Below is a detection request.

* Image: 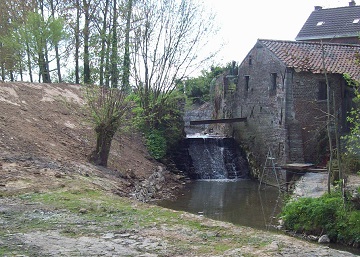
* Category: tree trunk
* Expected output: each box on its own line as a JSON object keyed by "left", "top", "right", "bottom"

{"left": 39, "top": 0, "right": 51, "bottom": 83}
{"left": 50, "top": 0, "right": 62, "bottom": 82}
{"left": 55, "top": 45, "right": 62, "bottom": 82}
{"left": 99, "top": 0, "right": 109, "bottom": 86}
{"left": 26, "top": 41, "right": 33, "bottom": 82}
{"left": 122, "top": 0, "right": 132, "bottom": 92}
{"left": 333, "top": 93, "right": 344, "bottom": 195}
{"left": 110, "top": 0, "right": 118, "bottom": 88}
{"left": 105, "top": 34, "right": 111, "bottom": 87}
{"left": 44, "top": 47, "right": 51, "bottom": 82}
{"left": 1, "top": 63, "right": 5, "bottom": 81}
{"left": 321, "top": 42, "right": 333, "bottom": 194}
{"left": 19, "top": 57, "right": 23, "bottom": 81}
{"left": 39, "top": 50, "right": 51, "bottom": 83}
{"left": 83, "top": 0, "right": 91, "bottom": 84}
{"left": 75, "top": 0, "right": 80, "bottom": 84}
{"left": 90, "top": 123, "right": 116, "bottom": 167}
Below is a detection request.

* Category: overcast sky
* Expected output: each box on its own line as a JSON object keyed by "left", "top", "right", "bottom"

{"left": 204, "top": 0, "right": 351, "bottom": 66}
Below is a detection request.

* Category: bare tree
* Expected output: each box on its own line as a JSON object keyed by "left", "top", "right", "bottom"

{"left": 131, "top": 0, "right": 217, "bottom": 127}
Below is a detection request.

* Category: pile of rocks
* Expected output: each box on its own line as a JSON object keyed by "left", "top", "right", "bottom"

{"left": 132, "top": 166, "right": 167, "bottom": 202}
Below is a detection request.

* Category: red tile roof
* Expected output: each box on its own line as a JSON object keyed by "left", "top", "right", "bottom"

{"left": 258, "top": 39, "right": 360, "bottom": 80}
{"left": 296, "top": 5, "right": 360, "bottom": 41}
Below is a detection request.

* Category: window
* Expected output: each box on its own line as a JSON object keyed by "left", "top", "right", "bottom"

{"left": 249, "top": 55, "right": 252, "bottom": 65}
{"left": 316, "top": 21, "right": 325, "bottom": 26}
{"left": 318, "top": 81, "right": 327, "bottom": 100}
{"left": 353, "top": 18, "right": 360, "bottom": 24}
{"left": 245, "top": 76, "right": 250, "bottom": 92}
{"left": 271, "top": 73, "right": 277, "bottom": 91}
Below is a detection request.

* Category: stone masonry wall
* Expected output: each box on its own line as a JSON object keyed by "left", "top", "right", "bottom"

{"left": 230, "top": 44, "right": 288, "bottom": 172}
{"left": 223, "top": 43, "right": 347, "bottom": 173}
{"left": 291, "top": 72, "right": 344, "bottom": 164}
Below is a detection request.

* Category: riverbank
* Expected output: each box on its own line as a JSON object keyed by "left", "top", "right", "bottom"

{"left": 1, "top": 187, "right": 358, "bottom": 257}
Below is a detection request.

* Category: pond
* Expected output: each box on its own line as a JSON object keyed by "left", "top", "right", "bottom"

{"left": 157, "top": 178, "right": 283, "bottom": 231}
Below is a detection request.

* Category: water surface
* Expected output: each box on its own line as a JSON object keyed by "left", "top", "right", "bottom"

{"left": 158, "top": 179, "right": 283, "bottom": 230}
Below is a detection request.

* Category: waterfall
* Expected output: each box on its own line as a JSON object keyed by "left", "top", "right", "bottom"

{"left": 185, "top": 136, "right": 249, "bottom": 180}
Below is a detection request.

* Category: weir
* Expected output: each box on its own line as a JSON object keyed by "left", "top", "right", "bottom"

{"left": 177, "top": 136, "right": 250, "bottom": 180}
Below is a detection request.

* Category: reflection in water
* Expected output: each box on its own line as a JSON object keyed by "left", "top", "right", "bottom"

{"left": 158, "top": 179, "right": 283, "bottom": 230}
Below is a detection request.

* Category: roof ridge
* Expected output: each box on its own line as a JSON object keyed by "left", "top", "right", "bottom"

{"left": 258, "top": 39, "right": 360, "bottom": 48}
{"left": 313, "top": 5, "right": 360, "bottom": 11}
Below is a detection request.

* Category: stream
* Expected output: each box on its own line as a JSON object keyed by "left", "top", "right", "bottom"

{"left": 158, "top": 178, "right": 283, "bottom": 231}
{"left": 162, "top": 133, "right": 360, "bottom": 255}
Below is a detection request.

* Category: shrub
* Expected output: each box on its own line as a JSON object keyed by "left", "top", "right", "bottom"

{"left": 281, "top": 195, "right": 342, "bottom": 237}
{"left": 337, "top": 210, "right": 360, "bottom": 244}
{"left": 145, "top": 130, "right": 167, "bottom": 160}
{"left": 281, "top": 192, "right": 360, "bottom": 245}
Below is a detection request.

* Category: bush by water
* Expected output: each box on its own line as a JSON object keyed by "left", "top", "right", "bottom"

{"left": 281, "top": 191, "right": 360, "bottom": 247}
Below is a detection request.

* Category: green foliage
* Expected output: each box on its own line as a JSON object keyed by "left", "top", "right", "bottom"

{"left": 342, "top": 152, "right": 360, "bottom": 174}
{"left": 131, "top": 90, "right": 185, "bottom": 160}
{"left": 280, "top": 192, "right": 360, "bottom": 245}
{"left": 19, "top": 12, "right": 67, "bottom": 57}
{"left": 0, "top": 31, "right": 23, "bottom": 72}
{"left": 183, "top": 65, "right": 228, "bottom": 104}
{"left": 145, "top": 129, "right": 167, "bottom": 160}
{"left": 342, "top": 74, "right": 360, "bottom": 157}
{"left": 337, "top": 210, "right": 360, "bottom": 243}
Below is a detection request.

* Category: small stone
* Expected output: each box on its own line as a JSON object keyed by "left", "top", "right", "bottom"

{"left": 102, "top": 233, "right": 115, "bottom": 239}
{"left": 117, "top": 233, "right": 131, "bottom": 238}
{"left": 318, "top": 234, "right": 330, "bottom": 243}
{"left": 79, "top": 208, "right": 87, "bottom": 214}
{"left": 55, "top": 172, "right": 63, "bottom": 178}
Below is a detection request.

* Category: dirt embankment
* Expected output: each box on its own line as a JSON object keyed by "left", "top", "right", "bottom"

{"left": 0, "top": 82, "right": 182, "bottom": 199}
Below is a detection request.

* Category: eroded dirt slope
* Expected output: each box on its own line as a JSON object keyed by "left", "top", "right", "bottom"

{"left": 0, "top": 82, "right": 180, "bottom": 198}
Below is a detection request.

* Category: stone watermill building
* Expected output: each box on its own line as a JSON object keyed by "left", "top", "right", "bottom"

{"left": 214, "top": 2, "right": 360, "bottom": 172}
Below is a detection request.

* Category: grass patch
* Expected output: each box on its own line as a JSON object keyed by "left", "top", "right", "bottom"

{"left": 2, "top": 188, "right": 289, "bottom": 256}
{"left": 17, "top": 188, "right": 186, "bottom": 234}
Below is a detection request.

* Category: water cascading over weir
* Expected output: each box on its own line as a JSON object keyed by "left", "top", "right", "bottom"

{"left": 175, "top": 135, "right": 250, "bottom": 180}
{"left": 190, "top": 136, "right": 249, "bottom": 179}
{"left": 175, "top": 104, "right": 250, "bottom": 179}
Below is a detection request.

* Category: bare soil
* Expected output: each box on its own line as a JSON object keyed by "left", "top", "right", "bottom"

{"left": 0, "top": 82, "right": 359, "bottom": 256}
{"left": 0, "top": 82, "right": 182, "bottom": 199}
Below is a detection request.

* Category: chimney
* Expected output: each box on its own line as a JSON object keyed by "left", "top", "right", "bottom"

{"left": 349, "top": 0, "right": 356, "bottom": 6}
{"left": 314, "top": 6, "right": 323, "bottom": 11}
